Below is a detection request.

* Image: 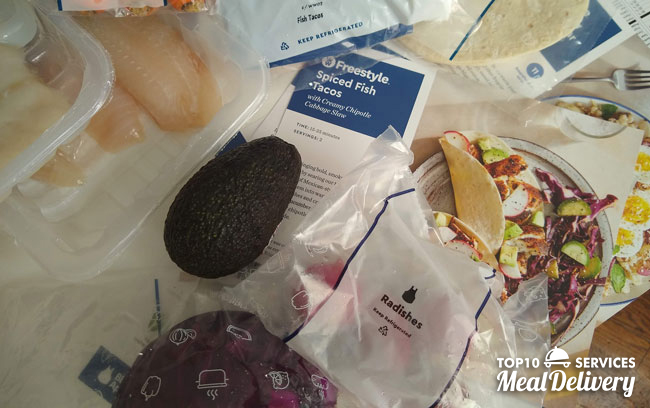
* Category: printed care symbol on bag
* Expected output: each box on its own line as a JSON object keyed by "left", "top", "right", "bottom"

{"left": 226, "top": 325, "right": 253, "bottom": 341}
{"left": 291, "top": 289, "right": 312, "bottom": 310}
{"left": 196, "top": 369, "right": 228, "bottom": 400}
{"left": 311, "top": 374, "right": 330, "bottom": 399}
{"left": 281, "top": 42, "right": 290, "bottom": 51}
{"left": 322, "top": 56, "right": 336, "bottom": 68}
{"left": 513, "top": 320, "right": 540, "bottom": 343}
{"left": 402, "top": 286, "right": 417, "bottom": 304}
{"left": 305, "top": 244, "right": 328, "bottom": 257}
{"left": 544, "top": 346, "right": 571, "bottom": 369}
{"left": 378, "top": 326, "right": 388, "bottom": 336}
{"left": 268, "top": 371, "right": 290, "bottom": 390}
{"left": 98, "top": 366, "right": 114, "bottom": 385}
{"left": 141, "top": 376, "right": 161, "bottom": 401}
{"left": 169, "top": 328, "right": 197, "bottom": 346}
{"left": 524, "top": 285, "right": 545, "bottom": 303}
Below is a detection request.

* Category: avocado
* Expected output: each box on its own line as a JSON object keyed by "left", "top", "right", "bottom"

{"left": 504, "top": 221, "right": 523, "bottom": 240}
{"left": 434, "top": 212, "right": 451, "bottom": 227}
{"left": 482, "top": 148, "right": 509, "bottom": 164}
{"left": 477, "top": 138, "right": 492, "bottom": 152}
{"left": 531, "top": 211, "right": 545, "bottom": 227}
{"left": 164, "top": 136, "right": 302, "bottom": 278}
{"left": 499, "top": 244, "right": 518, "bottom": 267}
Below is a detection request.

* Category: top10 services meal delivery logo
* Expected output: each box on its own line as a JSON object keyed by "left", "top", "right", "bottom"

{"left": 496, "top": 347, "right": 636, "bottom": 397}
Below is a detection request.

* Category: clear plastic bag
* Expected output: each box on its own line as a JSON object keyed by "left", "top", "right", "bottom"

{"left": 390, "top": 0, "right": 623, "bottom": 98}
{"left": 54, "top": 0, "right": 216, "bottom": 15}
{"left": 221, "top": 127, "right": 550, "bottom": 407}
{"left": 0, "top": 128, "right": 549, "bottom": 407}
{"left": 215, "top": 0, "right": 493, "bottom": 67}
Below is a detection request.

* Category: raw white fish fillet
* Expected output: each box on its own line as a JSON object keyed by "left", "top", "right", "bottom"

{"left": 86, "top": 84, "right": 146, "bottom": 153}
{"left": 0, "top": 44, "right": 70, "bottom": 171}
{"left": 78, "top": 16, "right": 222, "bottom": 132}
{"left": 32, "top": 149, "right": 84, "bottom": 187}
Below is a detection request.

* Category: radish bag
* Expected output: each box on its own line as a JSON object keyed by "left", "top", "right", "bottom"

{"left": 221, "top": 127, "right": 549, "bottom": 407}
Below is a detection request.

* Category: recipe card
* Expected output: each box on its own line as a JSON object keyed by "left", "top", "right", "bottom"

{"left": 232, "top": 51, "right": 434, "bottom": 268}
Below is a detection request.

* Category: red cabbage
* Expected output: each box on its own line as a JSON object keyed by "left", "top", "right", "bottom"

{"left": 534, "top": 168, "right": 576, "bottom": 205}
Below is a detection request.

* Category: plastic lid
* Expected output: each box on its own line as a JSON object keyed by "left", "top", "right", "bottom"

{"left": 0, "top": 0, "right": 38, "bottom": 48}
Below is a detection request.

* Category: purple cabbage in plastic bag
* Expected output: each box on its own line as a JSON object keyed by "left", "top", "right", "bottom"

{"left": 113, "top": 311, "right": 337, "bottom": 407}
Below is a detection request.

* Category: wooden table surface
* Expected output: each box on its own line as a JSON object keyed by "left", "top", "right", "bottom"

{"left": 578, "top": 290, "right": 650, "bottom": 406}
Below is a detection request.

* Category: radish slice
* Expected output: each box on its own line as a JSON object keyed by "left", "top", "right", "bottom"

{"left": 444, "top": 131, "right": 470, "bottom": 152}
{"left": 499, "top": 263, "right": 522, "bottom": 279}
{"left": 438, "top": 226, "right": 457, "bottom": 244}
{"left": 446, "top": 239, "right": 481, "bottom": 260}
{"left": 638, "top": 268, "right": 650, "bottom": 276}
{"left": 503, "top": 186, "right": 530, "bottom": 218}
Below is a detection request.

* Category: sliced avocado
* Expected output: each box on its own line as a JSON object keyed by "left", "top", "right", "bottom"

{"left": 435, "top": 212, "right": 451, "bottom": 227}
{"left": 164, "top": 136, "right": 302, "bottom": 278}
{"left": 580, "top": 255, "right": 601, "bottom": 280}
{"left": 499, "top": 244, "right": 518, "bottom": 267}
{"left": 610, "top": 263, "right": 626, "bottom": 293}
{"left": 477, "top": 138, "right": 492, "bottom": 152}
{"left": 482, "top": 148, "right": 509, "bottom": 164}
{"left": 546, "top": 259, "right": 559, "bottom": 280}
{"left": 557, "top": 198, "right": 592, "bottom": 216}
{"left": 504, "top": 221, "right": 523, "bottom": 240}
{"left": 531, "top": 211, "right": 545, "bottom": 227}
{"left": 560, "top": 240, "right": 589, "bottom": 266}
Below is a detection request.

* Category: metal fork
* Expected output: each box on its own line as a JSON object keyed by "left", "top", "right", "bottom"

{"left": 563, "top": 69, "right": 650, "bottom": 91}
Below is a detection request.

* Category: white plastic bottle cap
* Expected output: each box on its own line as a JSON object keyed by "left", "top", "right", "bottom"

{"left": 0, "top": 0, "right": 38, "bottom": 48}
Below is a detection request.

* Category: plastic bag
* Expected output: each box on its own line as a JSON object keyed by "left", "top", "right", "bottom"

{"left": 215, "top": 0, "right": 493, "bottom": 67}
{"left": 54, "top": 0, "right": 215, "bottom": 15}
{"left": 0, "top": 267, "right": 340, "bottom": 407}
{"left": 221, "top": 127, "right": 550, "bottom": 407}
{"left": 389, "top": 0, "right": 623, "bottom": 98}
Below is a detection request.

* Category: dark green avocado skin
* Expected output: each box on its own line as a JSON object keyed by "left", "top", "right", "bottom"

{"left": 164, "top": 136, "right": 302, "bottom": 278}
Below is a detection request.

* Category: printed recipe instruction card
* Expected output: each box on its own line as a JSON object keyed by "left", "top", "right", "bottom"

{"left": 247, "top": 51, "right": 435, "bottom": 263}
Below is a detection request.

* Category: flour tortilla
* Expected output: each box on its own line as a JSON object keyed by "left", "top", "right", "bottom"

{"left": 400, "top": 0, "right": 589, "bottom": 65}
{"left": 440, "top": 138, "right": 504, "bottom": 254}
{"left": 440, "top": 130, "right": 543, "bottom": 255}
{"left": 437, "top": 211, "right": 499, "bottom": 269}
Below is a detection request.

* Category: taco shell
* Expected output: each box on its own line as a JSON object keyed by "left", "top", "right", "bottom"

{"left": 440, "top": 138, "right": 504, "bottom": 254}
{"left": 437, "top": 211, "right": 499, "bottom": 270}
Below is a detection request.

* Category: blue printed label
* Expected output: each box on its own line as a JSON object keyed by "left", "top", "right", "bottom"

{"left": 79, "top": 346, "right": 130, "bottom": 404}
{"left": 540, "top": 0, "right": 622, "bottom": 71}
{"left": 288, "top": 53, "right": 425, "bottom": 137}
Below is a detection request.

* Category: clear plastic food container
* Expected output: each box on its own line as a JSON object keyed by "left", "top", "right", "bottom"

{"left": 0, "top": 10, "right": 269, "bottom": 281}
{"left": 0, "top": 0, "right": 114, "bottom": 201}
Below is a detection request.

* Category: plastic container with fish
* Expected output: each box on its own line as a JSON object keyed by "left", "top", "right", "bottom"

{"left": 0, "top": 0, "right": 114, "bottom": 202}
{"left": 0, "top": 6, "right": 269, "bottom": 281}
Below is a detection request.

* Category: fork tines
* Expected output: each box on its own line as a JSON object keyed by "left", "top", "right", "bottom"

{"left": 625, "top": 70, "right": 650, "bottom": 89}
